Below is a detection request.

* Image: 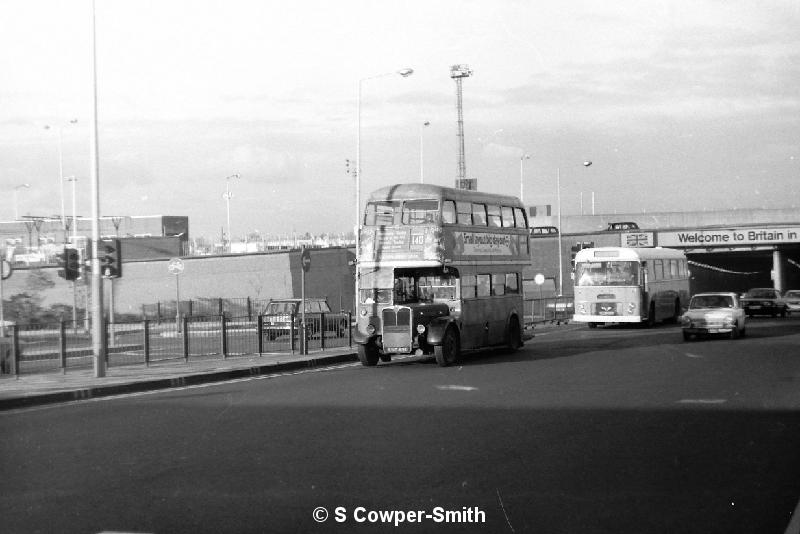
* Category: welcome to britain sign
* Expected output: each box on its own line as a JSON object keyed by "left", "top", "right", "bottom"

{"left": 656, "top": 226, "right": 800, "bottom": 248}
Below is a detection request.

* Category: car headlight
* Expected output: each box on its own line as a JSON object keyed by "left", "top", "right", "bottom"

{"left": 680, "top": 316, "right": 691, "bottom": 327}
{"left": 723, "top": 317, "right": 735, "bottom": 328}
{"left": 416, "top": 324, "right": 426, "bottom": 334}
{"left": 366, "top": 324, "right": 376, "bottom": 335}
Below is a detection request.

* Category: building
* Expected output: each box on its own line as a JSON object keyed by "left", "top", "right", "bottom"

{"left": 529, "top": 207, "right": 800, "bottom": 295}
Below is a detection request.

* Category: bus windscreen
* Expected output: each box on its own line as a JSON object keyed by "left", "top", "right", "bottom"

{"left": 576, "top": 261, "right": 639, "bottom": 286}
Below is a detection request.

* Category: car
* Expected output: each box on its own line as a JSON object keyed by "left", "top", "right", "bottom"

{"left": 783, "top": 290, "right": 800, "bottom": 315}
{"left": 740, "top": 287, "right": 787, "bottom": 317}
{"left": 261, "top": 298, "right": 347, "bottom": 341}
{"left": 680, "top": 292, "right": 746, "bottom": 341}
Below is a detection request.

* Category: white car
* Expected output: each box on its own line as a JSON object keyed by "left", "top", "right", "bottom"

{"left": 783, "top": 290, "right": 800, "bottom": 315}
{"left": 680, "top": 292, "right": 746, "bottom": 341}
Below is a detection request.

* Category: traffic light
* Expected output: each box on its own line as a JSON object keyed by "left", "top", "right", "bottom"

{"left": 100, "top": 239, "right": 122, "bottom": 278}
{"left": 57, "top": 248, "right": 81, "bottom": 281}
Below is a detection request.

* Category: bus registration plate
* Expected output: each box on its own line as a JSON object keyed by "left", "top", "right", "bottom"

{"left": 385, "top": 347, "right": 410, "bottom": 353}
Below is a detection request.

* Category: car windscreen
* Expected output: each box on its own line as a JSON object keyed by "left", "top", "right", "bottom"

{"left": 690, "top": 295, "right": 733, "bottom": 309}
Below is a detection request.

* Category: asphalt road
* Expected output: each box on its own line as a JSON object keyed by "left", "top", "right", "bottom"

{"left": 2, "top": 318, "right": 800, "bottom": 534}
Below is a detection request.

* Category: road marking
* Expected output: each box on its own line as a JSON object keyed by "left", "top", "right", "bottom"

{"left": 676, "top": 398, "right": 727, "bottom": 405}
{"left": 685, "top": 353, "right": 704, "bottom": 358}
{"left": 436, "top": 385, "right": 478, "bottom": 391}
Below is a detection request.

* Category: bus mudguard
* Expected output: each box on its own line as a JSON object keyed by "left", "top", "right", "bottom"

{"left": 425, "top": 317, "right": 458, "bottom": 345}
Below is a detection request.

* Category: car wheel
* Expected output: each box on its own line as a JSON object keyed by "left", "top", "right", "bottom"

{"left": 588, "top": 322, "right": 597, "bottom": 329}
{"left": 730, "top": 324, "right": 739, "bottom": 340}
{"left": 434, "top": 327, "right": 460, "bottom": 367}
{"left": 682, "top": 330, "right": 691, "bottom": 341}
{"left": 357, "top": 343, "right": 379, "bottom": 366}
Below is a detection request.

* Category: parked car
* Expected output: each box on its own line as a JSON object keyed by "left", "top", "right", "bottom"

{"left": 680, "top": 292, "right": 746, "bottom": 341}
{"left": 261, "top": 298, "right": 348, "bottom": 340}
{"left": 740, "top": 288, "right": 787, "bottom": 317}
{"left": 783, "top": 290, "right": 800, "bottom": 315}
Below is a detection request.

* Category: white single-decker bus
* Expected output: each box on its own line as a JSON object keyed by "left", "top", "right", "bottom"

{"left": 572, "top": 247, "right": 689, "bottom": 327}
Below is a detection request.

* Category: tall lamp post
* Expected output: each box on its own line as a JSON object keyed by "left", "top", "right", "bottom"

{"left": 520, "top": 153, "right": 531, "bottom": 202}
{"left": 13, "top": 184, "right": 31, "bottom": 220}
{"left": 556, "top": 161, "right": 592, "bottom": 296}
{"left": 44, "top": 119, "right": 78, "bottom": 231}
{"left": 420, "top": 121, "right": 430, "bottom": 183}
{"left": 355, "top": 67, "right": 414, "bottom": 307}
{"left": 223, "top": 173, "right": 240, "bottom": 252}
{"left": 66, "top": 176, "right": 78, "bottom": 242}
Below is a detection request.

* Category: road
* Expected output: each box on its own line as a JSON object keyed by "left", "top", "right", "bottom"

{"left": 2, "top": 318, "right": 800, "bottom": 533}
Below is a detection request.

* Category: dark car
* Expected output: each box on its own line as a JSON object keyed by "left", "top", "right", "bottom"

{"left": 740, "top": 288, "right": 787, "bottom": 317}
{"left": 261, "top": 298, "right": 348, "bottom": 340}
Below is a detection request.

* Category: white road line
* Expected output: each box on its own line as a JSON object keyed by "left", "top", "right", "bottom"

{"left": 685, "top": 353, "right": 704, "bottom": 358}
{"left": 676, "top": 398, "right": 727, "bottom": 404}
{"left": 436, "top": 385, "right": 478, "bottom": 391}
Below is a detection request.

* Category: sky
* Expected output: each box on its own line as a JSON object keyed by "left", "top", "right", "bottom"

{"left": 2, "top": 0, "right": 799, "bottom": 241}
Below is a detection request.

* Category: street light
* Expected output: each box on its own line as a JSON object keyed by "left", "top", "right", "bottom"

{"left": 420, "top": 121, "right": 430, "bottom": 183}
{"left": 355, "top": 67, "right": 414, "bottom": 307}
{"left": 223, "top": 173, "right": 240, "bottom": 252}
{"left": 44, "top": 119, "right": 78, "bottom": 231}
{"left": 556, "top": 161, "right": 592, "bottom": 296}
{"left": 13, "top": 183, "right": 30, "bottom": 220}
{"left": 520, "top": 153, "right": 531, "bottom": 202}
{"left": 65, "top": 176, "right": 78, "bottom": 243}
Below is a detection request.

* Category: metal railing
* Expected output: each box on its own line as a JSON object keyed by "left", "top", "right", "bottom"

{"left": 0, "top": 311, "right": 353, "bottom": 377}
{"left": 523, "top": 296, "right": 574, "bottom": 327}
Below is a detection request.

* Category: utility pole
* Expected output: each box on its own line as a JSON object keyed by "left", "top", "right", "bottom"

{"left": 450, "top": 64, "right": 472, "bottom": 189}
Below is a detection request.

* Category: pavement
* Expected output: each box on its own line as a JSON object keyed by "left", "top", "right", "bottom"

{"left": 0, "top": 320, "right": 571, "bottom": 411}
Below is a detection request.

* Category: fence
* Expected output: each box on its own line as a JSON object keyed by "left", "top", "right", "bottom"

{"left": 1, "top": 296, "right": 575, "bottom": 377}
{"left": 0, "top": 311, "right": 353, "bottom": 377}
{"left": 141, "top": 297, "right": 271, "bottom": 323}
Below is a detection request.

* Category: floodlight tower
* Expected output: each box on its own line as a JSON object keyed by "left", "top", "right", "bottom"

{"left": 450, "top": 64, "right": 473, "bottom": 188}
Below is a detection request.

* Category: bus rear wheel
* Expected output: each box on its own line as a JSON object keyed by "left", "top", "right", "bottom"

{"left": 506, "top": 316, "right": 522, "bottom": 350}
{"left": 435, "top": 327, "right": 460, "bottom": 367}
{"left": 357, "top": 343, "right": 379, "bottom": 366}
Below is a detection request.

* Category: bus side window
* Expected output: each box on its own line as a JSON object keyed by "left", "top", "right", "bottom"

{"left": 501, "top": 206, "right": 514, "bottom": 228}
{"left": 505, "top": 272, "right": 519, "bottom": 294}
{"left": 457, "top": 201, "right": 472, "bottom": 225}
{"left": 491, "top": 273, "right": 505, "bottom": 296}
{"left": 487, "top": 205, "right": 502, "bottom": 227}
{"left": 461, "top": 274, "right": 476, "bottom": 299}
{"left": 476, "top": 274, "right": 491, "bottom": 297}
{"left": 472, "top": 203, "right": 487, "bottom": 226}
{"left": 654, "top": 260, "right": 663, "bottom": 280}
{"left": 442, "top": 200, "right": 456, "bottom": 224}
{"left": 513, "top": 207, "right": 528, "bottom": 229}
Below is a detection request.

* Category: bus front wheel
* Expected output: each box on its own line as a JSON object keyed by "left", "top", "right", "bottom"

{"left": 435, "top": 327, "right": 460, "bottom": 367}
{"left": 357, "top": 343, "right": 380, "bottom": 366}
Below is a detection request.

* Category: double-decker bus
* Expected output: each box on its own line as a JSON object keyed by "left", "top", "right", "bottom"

{"left": 572, "top": 246, "right": 690, "bottom": 327}
{"left": 354, "top": 183, "right": 530, "bottom": 366}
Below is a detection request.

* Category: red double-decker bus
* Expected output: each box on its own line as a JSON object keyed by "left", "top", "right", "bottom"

{"left": 354, "top": 183, "right": 530, "bottom": 366}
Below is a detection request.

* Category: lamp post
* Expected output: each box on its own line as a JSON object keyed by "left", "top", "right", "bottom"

{"left": 223, "top": 173, "right": 240, "bottom": 252}
{"left": 66, "top": 176, "right": 78, "bottom": 243}
{"left": 13, "top": 184, "right": 30, "bottom": 220}
{"left": 355, "top": 67, "right": 414, "bottom": 307}
{"left": 520, "top": 153, "right": 531, "bottom": 202}
{"left": 44, "top": 119, "right": 78, "bottom": 231}
{"left": 556, "top": 161, "right": 592, "bottom": 296}
{"left": 420, "top": 120, "right": 430, "bottom": 183}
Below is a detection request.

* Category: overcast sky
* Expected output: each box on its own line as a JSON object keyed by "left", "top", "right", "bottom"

{"left": 2, "top": 0, "right": 798, "bottom": 240}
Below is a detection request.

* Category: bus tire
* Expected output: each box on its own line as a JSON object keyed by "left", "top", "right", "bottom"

{"left": 506, "top": 316, "right": 522, "bottom": 350}
{"left": 672, "top": 299, "right": 681, "bottom": 323}
{"left": 435, "top": 327, "right": 460, "bottom": 367}
{"left": 379, "top": 354, "right": 392, "bottom": 363}
{"left": 357, "top": 343, "right": 379, "bottom": 366}
{"left": 588, "top": 322, "right": 598, "bottom": 328}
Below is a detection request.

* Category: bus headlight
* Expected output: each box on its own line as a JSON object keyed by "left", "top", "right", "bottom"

{"left": 360, "top": 309, "right": 368, "bottom": 317}
{"left": 627, "top": 302, "right": 636, "bottom": 314}
{"left": 577, "top": 303, "right": 586, "bottom": 314}
{"left": 366, "top": 324, "right": 376, "bottom": 335}
{"left": 416, "top": 324, "right": 426, "bottom": 334}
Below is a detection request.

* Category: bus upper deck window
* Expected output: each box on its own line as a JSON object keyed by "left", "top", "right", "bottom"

{"left": 365, "top": 201, "right": 397, "bottom": 226}
{"left": 442, "top": 200, "right": 456, "bottom": 224}
{"left": 472, "top": 203, "right": 487, "bottom": 226}
{"left": 402, "top": 199, "right": 439, "bottom": 225}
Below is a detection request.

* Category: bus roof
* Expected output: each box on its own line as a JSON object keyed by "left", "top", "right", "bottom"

{"left": 367, "top": 183, "right": 523, "bottom": 207}
{"left": 574, "top": 246, "right": 687, "bottom": 262}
